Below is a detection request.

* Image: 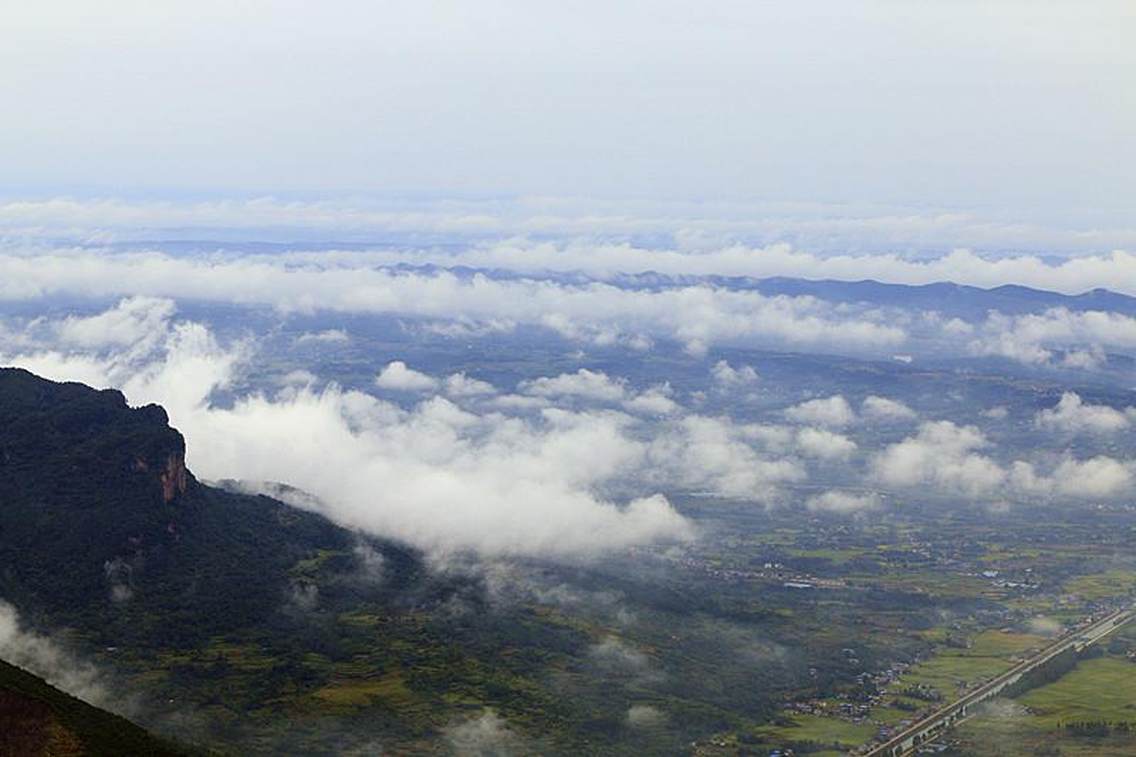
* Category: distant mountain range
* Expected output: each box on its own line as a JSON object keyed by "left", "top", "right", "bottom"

{"left": 382, "top": 264, "right": 1136, "bottom": 318}
{"left": 600, "top": 274, "right": 1136, "bottom": 318}
{"left": 92, "top": 245, "right": 1136, "bottom": 319}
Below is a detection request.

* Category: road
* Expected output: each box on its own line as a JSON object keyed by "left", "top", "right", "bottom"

{"left": 862, "top": 606, "right": 1135, "bottom": 757}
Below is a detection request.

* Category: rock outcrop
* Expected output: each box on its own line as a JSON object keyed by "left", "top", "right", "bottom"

{"left": 158, "top": 452, "right": 188, "bottom": 503}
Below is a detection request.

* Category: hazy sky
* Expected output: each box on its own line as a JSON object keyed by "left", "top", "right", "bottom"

{"left": 4, "top": 1, "right": 1133, "bottom": 219}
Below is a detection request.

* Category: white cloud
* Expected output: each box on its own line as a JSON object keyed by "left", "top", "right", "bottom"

{"left": 646, "top": 416, "right": 805, "bottom": 501}
{"left": 795, "top": 427, "right": 857, "bottom": 460}
{"left": 806, "top": 490, "right": 881, "bottom": 514}
{"left": 1010, "top": 457, "right": 1134, "bottom": 499}
{"left": 622, "top": 384, "right": 680, "bottom": 416}
{"left": 417, "top": 317, "right": 516, "bottom": 339}
{"left": 444, "top": 710, "right": 521, "bottom": 756}
{"left": 711, "top": 360, "right": 759, "bottom": 387}
{"left": 520, "top": 369, "right": 627, "bottom": 402}
{"left": 870, "top": 421, "right": 1005, "bottom": 497}
{"left": 1034, "top": 392, "right": 1134, "bottom": 434}
{"left": 295, "top": 329, "right": 349, "bottom": 344}
{"left": 375, "top": 361, "right": 439, "bottom": 392}
{"left": 487, "top": 394, "right": 551, "bottom": 411}
{"left": 4, "top": 198, "right": 1136, "bottom": 281}
{"left": 1061, "top": 347, "right": 1106, "bottom": 370}
{"left": 969, "top": 308, "right": 1136, "bottom": 367}
{"left": 280, "top": 369, "right": 318, "bottom": 386}
{"left": 0, "top": 600, "right": 109, "bottom": 708}
{"left": 443, "top": 372, "right": 497, "bottom": 397}
{"left": 518, "top": 370, "right": 679, "bottom": 415}
{"left": 0, "top": 251, "right": 907, "bottom": 356}
{"left": 587, "top": 637, "right": 662, "bottom": 684}
{"left": 862, "top": 395, "right": 917, "bottom": 422}
{"left": 872, "top": 420, "right": 1135, "bottom": 501}
{"left": 784, "top": 396, "right": 855, "bottom": 428}
{"left": 176, "top": 389, "right": 694, "bottom": 558}
{"left": 626, "top": 704, "right": 666, "bottom": 729}
{"left": 55, "top": 296, "right": 175, "bottom": 350}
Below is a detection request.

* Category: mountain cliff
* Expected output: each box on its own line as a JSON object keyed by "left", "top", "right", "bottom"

{"left": 0, "top": 367, "right": 418, "bottom": 645}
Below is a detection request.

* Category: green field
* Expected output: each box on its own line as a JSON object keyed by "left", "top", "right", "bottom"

{"left": 1065, "top": 570, "right": 1136, "bottom": 601}
{"left": 752, "top": 714, "right": 878, "bottom": 750}
{"left": 1018, "top": 656, "right": 1136, "bottom": 727}
{"left": 887, "top": 629, "right": 1043, "bottom": 701}
{"left": 957, "top": 653, "right": 1136, "bottom": 755}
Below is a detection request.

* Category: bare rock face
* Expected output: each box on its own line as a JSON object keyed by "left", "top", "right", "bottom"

{"left": 0, "top": 367, "right": 196, "bottom": 512}
{"left": 159, "top": 453, "right": 189, "bottom": 503}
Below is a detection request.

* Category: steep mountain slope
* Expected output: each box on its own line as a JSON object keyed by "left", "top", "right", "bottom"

{"left": 0, "top": 367, "right": 420, "bottom": 647}
{"left": 0, "top": 657, "right": 188, "bottom": 757}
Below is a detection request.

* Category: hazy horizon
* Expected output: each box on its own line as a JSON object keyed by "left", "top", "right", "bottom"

{"left": 4, "top": 1, "right": 1133, "bottom": 226}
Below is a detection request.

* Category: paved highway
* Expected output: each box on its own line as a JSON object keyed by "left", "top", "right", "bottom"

{"left": 862, "top": 607, "right": 1135, "bottom": 756}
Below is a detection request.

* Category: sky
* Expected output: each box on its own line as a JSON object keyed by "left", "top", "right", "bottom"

{"left": 3, "top": 1, "right": 1134, "bottom": 224}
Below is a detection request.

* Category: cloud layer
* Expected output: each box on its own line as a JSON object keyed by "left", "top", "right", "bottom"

{"left": 0, "top": 250, "right": 907, "bottom": 357}
{"left": 871, "top": 420, "right": 1133, "bottom": 501}
{"left": 3, "top": 299, "right": 874, "bottom": 558}
{"left": 3, "top": 298, "right": 1133, "bottom": 560}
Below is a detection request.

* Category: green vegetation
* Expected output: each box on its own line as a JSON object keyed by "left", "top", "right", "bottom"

{"left": 752, "top": 713, "right": 877, "bottom": 749}
{"left": 887, "top": 630, "right": 1042, "bottom": 702}
{"left": 1065, "top": 570, "right": 1136, "bottom": 601}
{"left": 954, "top": 629, "right": 1136, "bottom": 756}
{"left": 1019, "top": 656, "right": 1136, "bottom": 728}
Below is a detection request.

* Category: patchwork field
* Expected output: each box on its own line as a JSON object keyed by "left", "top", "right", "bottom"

{"left": 956, "top": 652, "right": 1136, "bottom": 755}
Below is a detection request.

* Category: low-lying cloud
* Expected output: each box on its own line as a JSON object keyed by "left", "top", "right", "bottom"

{"left": 375, "top": 361, "right": 440, "bottom": 392}
{"left": 3, "top": 196, "right": 1136, "bottom": 280}
{"left": 4, "top": 298, "right": 1131, "bottom": 560}
{"left": 861, "top": 395, "right": 917, "bottom": 422}
{"left": 444, "top": 709, "right": 522, "bottom": 756}
{"left": 1034, "top": 392, "right": 1135, "bottom": 435}
{"left": 519, "top": 369, "right": 678, "bottom": 416}
{"left": 0, "top": 600, "right": 109, "bottom": 707}
{"left": 969, "top": 308, "right": 1136, "bottom": 368}
{"left": 871, "top": 420, "right": 1134, "bottom": 501}
{"left": 785, "top": 395, "right": 855, "bottom": 428}
{"left": 0, "top": 300, "right": 849, "bottom": 558}
{"left": 0, "top": 251, "right": 907, "bottom": 357}
{"left": 806, "top": 490, "right": 882, "bottom": 515}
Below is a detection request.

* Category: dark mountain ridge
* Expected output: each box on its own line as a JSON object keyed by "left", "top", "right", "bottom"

{"left": 0, "top": 367, "right": 419, "bottom": 646}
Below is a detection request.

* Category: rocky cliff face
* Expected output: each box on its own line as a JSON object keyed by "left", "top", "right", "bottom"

{"left": 159, "top": 453, "right": 189, "bottom": 503}
{"left": 0, "top": 367, "right": 195, "bottom": 507}
{"left": 135, "top": 449, "right": 189, "bottom": 503}
{"left": 0, "top": 366, "right": 370, "bottom": 646}
{"left": 0, "top": 368, "right": 201, "bottom": 623}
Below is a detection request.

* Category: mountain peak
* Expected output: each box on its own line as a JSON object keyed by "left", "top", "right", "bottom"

{"left": 0, "top": 367, "right": 194, "bottom": 506}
